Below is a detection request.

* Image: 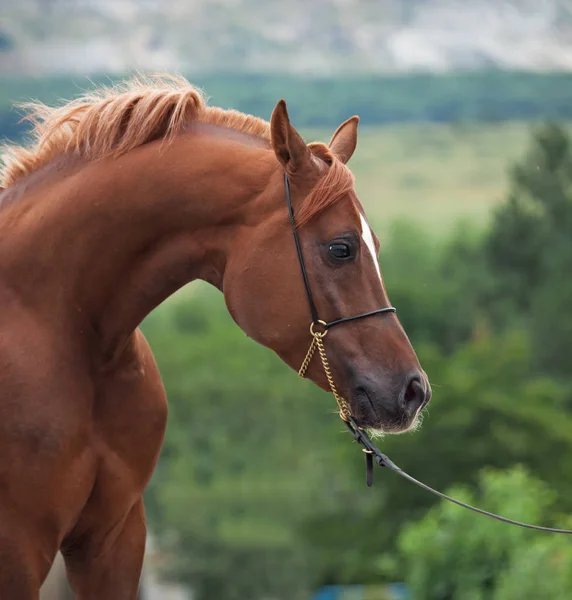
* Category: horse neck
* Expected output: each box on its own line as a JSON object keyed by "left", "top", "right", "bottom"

{"left": 2, "top": 133, "right": 276, "bottom": 365}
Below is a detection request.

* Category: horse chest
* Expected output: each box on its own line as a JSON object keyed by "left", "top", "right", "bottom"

{"left": 89, "top": 334, "right": 168, "bottom": 489}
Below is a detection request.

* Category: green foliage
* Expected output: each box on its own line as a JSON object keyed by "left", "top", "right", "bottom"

{"left": 484, "top": 122, "right": 572, "bottom": 377}
{"left": 381, "top": 220, "right": 489, "bottom": 352}
{"left": 398, "top": 467, "right": 572, "bottom": 600}
{"left": 485, "top": 123, "right": 572, "bottom": 311}
{"left": 302, "top": 328, "right": 572, "bottom": 586}
{"left": 494, "top": 535, "right": 572, "bottom": 600}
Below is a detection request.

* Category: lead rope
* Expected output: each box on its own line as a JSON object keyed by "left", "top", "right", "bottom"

{"left": 298, "top": 319, "right": 572, "bottom": 534}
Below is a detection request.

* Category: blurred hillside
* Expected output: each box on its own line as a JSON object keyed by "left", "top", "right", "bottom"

{"left": 2, "top": 0, "right": 572, "bottom": 76}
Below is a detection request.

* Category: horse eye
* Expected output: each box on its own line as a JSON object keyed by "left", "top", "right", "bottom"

{"left": 329, "top": 243, "right": 352, "bottom": 259}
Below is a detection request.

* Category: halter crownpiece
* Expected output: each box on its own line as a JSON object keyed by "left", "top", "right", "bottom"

{"left": 283, "top": 172, "right": 572, "bottom": 534}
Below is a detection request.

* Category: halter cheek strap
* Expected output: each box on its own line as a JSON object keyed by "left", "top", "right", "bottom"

{"left": 283, "top": 172, "right": 572, "bottom": 534}
{"left": 284, "top": 173, "right": 396, "bottom": 421}
{"left": 284, "top": 173, "right": 396, "bottom": 333}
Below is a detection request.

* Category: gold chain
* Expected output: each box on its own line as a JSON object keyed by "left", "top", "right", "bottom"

{"left": 298, "top": 320, "right": 352, "bottom": 422}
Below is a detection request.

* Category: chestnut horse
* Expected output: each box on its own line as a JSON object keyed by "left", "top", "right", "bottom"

{"left": 0, "top": 74, "right": 430, "bottom": 599}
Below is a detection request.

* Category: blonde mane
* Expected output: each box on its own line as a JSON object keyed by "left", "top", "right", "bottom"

{"left": 0, "top": 72, "right": 355, "bottom": 226}
{"left": 0, "top": 73, "right": 270, "bottom": 188}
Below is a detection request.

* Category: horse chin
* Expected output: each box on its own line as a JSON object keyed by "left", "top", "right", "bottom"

{"left": 364, "top": 410, "right": 425, "bottom": 440}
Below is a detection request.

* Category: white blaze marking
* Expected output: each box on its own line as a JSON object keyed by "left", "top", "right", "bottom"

{"left": 359, "top": 213, "right": 382, "bottom": 282}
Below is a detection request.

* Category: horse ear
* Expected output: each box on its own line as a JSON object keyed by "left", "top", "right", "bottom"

{"left": 329, "top": 116, "right": 359, "bottom": 164}
{"left": 270, "top": 100, "right": 311, "bottom": 173}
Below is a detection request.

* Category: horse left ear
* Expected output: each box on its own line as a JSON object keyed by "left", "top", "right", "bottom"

{"left": 329, "top": 116, "right": 359, "bottom": 164}
{"left": 270, "top": 99, "right": 312, "bottom": 173}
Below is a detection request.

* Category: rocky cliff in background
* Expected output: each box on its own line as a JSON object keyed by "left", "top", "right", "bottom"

{"left": 1, "top": 0, "right": 571, "bottom": 76}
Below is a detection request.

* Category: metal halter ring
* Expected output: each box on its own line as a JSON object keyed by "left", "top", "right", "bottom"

{"left": 310, "top": 320, "right": 328, "bottom": 338}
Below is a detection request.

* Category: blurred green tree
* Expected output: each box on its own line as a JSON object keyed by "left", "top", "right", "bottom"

{"left": 397, "top": 466, "right": 572, "bottom": 600}
{"left": 302, "top": 328, "right": 572, "bottom": 585}
{"left": 380, "top": 219, "right": 489, "bottom": 353}
{"left": 484, "top": 123, "right": 572, "bottom": 378}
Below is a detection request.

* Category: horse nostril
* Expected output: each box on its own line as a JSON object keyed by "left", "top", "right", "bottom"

{"left": 402, "top": 373, "right": 427, "bottom": 415}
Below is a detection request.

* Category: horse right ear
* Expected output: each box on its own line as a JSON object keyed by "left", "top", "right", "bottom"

{"left": 270, "top": 100, "right": 311, "bottom": 173}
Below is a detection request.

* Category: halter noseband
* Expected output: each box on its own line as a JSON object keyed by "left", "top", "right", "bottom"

{"left": 284, "top": 173, "right": 396, "bottom": 421}
{"left": 282, "top": 172, "right": 572, "bottom": 534}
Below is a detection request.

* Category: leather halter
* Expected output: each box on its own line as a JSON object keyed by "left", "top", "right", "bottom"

{"left": 285, "top": 172, "right": 395, "bottom": 422}
{"left": 283, "top": 172, "right": 572, "bottom": 534}
{"left": 284, "top": 173, "right": 396, "bottom": 332}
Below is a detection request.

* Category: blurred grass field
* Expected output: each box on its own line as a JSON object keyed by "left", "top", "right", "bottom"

{"left": 305, "top": 121, "right": 551, "bottom": 237}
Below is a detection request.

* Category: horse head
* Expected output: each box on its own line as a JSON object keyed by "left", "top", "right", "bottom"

{"left": 223, "top": 100, "right": 431, "bottom": 434}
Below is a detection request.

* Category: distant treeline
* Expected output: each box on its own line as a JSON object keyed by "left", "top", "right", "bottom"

{"left": 1, "top": 70, "right": 572, "bottom": 141}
